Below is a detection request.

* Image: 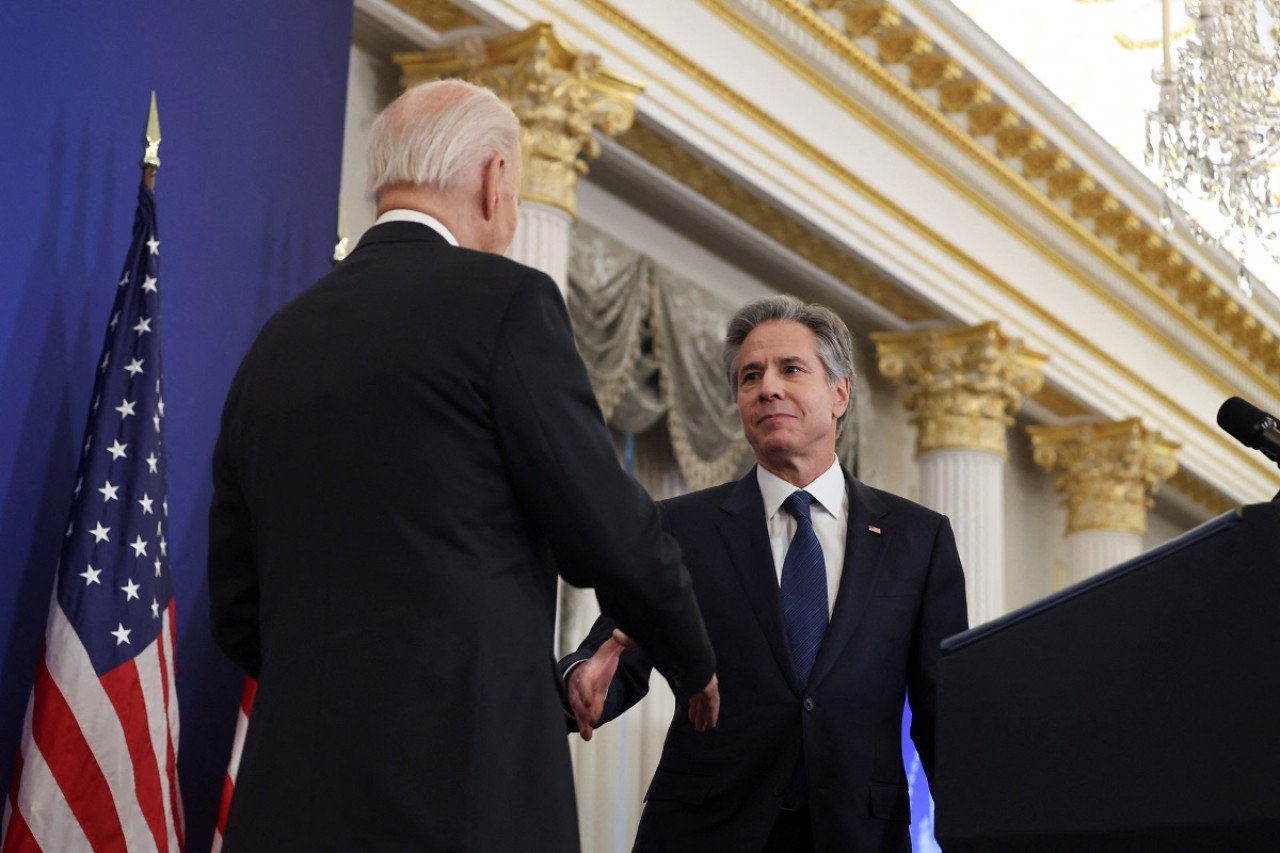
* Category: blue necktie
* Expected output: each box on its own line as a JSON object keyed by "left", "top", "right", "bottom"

{"left": 780, "top": 491, "right": 828, "bottom": 687}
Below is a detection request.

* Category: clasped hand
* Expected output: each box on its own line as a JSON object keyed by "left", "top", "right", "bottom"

{"left": 567, "top": 629, "right": 719, "bottom": 741}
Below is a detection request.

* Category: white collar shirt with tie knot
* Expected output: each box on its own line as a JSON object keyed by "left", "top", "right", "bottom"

{"left": 758, "top": 458, "right": 849, "bottom": 619}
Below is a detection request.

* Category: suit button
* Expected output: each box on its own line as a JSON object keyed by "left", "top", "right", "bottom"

{"left": 772, "top": 785, "right": 784, "bottom": 797}
{"left": 802, "top": 697, "right": 814, "bottom": 711}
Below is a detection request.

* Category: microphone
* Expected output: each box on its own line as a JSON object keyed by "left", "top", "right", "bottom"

{"left": 1216, "top": 396, "right": 1280, "bottom": 463}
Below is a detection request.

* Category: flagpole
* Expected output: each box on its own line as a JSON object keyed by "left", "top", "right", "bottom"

{"left": 143, "top": 90, "right": 161, "bottom": 190}
{"left": 1, "top": 88, "right": 185, "bottom": 851}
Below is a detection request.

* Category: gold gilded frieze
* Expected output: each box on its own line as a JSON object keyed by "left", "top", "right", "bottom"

{"left": 383, "top": 0, "right": 482, "bottom": 32}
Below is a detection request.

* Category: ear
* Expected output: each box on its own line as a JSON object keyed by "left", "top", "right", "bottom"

{"left": 831, "top": 377, "right": 851, "bottom": 418}
{"left": 480, "top": 154, "right": 504, "bottom": 223}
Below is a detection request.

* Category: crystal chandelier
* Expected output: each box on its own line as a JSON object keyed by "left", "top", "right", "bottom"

{"left": 1145, "top": 0, "right": 1280, "bottom": 297}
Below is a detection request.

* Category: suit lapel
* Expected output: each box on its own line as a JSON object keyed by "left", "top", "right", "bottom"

{"left": 808, "top": 471, "right": 892, "bottom": 688}
{"left": 715, "top": 470, "right": 800, "bottom": 691}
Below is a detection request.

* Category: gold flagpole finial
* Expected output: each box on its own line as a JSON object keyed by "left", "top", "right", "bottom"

{"left": 143, "top": 91, "right": 161, "bottom": 189}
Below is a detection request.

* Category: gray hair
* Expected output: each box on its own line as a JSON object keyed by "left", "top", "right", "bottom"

{"left": 722, "top": 295, "right": 856, "bottom": 432}
{"left": 366, "top": 79, "right": 520, "bottom": 197}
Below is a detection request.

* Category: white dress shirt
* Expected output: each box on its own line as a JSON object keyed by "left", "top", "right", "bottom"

{"left": 758, "top": 458, "right": 849, "bottom": 619}
{"left": 374, "top": 209, "right": 459, "bottom": 246}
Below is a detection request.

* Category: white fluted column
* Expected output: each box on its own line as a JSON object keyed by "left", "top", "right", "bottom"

{"left": 919, "top": 448, "right": 1005, "bottom": 624}
{"left": 1029, "top": 418, "right": 1179, "bottom": 583}
{"left": 506, "top": 201, "right": 573, "bottom": 296}
{"left": 873, "top": 322, "right": 1047, "bottom": 626}
{"left": 1068, "top": 530, "right": 1142, "bottom": 583}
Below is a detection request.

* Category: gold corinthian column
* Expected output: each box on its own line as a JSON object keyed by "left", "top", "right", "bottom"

{"left": 395, "top": 22, "right": 645, "bottom": 295}
{"left": 872, "top": 322, "right": 1046, "bottom": 625}
{"left": 1028, "top": 418, "right": 1179, "bottom": 583}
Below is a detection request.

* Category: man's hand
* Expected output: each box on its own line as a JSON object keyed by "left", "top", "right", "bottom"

{"left": 567, "top": 636, "right": 627, "bottom": 741}
{"left": 687, "top": 674, "right": 719, "bottom": 732}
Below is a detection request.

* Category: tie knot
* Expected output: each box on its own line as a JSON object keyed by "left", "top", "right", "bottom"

{"left": 782, "top": 490, "right": 814, "bottom": 522}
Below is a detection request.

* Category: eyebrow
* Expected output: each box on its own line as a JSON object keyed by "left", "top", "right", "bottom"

{"left": 737, "top": 354, "right": 810, "bottom": 378}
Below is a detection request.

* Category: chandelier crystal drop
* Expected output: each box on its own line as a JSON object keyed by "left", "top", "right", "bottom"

{"left": 1146, "top": 0, "right": 1280, "bottom": 296}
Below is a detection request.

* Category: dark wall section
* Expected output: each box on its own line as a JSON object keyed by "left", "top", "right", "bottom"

{"left": 0, "top": 3, "right": 353, "bottom": 847}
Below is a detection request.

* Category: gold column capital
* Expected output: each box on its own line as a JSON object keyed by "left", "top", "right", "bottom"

{"left": 395, "top": 22, "right": 646, "bottom": 218}
{"left": 871, "top": 321, "right": 1047, "bottom": 457}
{"left": 1027, "top": 418, "right": 1180, "bottom": 535}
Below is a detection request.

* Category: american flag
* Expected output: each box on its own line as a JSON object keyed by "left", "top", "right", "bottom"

{"left": 1, "top": 180, "right": 184, "bottom": 852}
{"left": 210, "top": 678, "right": 254, "bottom": 853}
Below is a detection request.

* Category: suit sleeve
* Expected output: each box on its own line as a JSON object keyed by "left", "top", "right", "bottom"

{"left": 490, "top": 272, "right": 714, "bottom": 702}
{"left": 907, "top": 515, "right": 968, "bottom": 782}
{"left": 556, "top": 613, "right": 656, "bottom": 733}
{"left": 207, "top": 371, "right": 263, "bottom": 678}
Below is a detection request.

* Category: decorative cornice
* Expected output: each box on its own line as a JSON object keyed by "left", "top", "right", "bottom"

{"left": 384, "top": 0, "right": 483, "bottom": 31}
{"left": 615, "top": 122, "right": 938, "bottom": 323}
{"left": 395, "top": 22, "right": 644, "bottom": 217}
{"left": 781, "top": 0, "right": 1280, "bottom": 388}
{"left": 1028, "top": 418, "right": 1180, "bottom": 534}
{"left": 1166, "top": 468, "right": 1236, "bottom": 517}
{"left": 872, "top": 322, "right": 1047, "bottom": 456}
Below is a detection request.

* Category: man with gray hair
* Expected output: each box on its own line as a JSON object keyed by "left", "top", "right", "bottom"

{"left": 562, "top": 294, "right": 968, "bottom": 852}
{"left": 208, "top": 79, "right": 717, "bottom": 852}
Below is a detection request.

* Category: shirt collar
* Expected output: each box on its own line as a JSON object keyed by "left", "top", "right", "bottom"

{"left": 756, "top": 458, "right": 845, "bottom": 522}
{"left": 374, "top": 209, "right": 459, "bottom": 247}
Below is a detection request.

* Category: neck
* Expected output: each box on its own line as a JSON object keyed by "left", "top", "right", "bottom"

{"left": 757, "top": 453, "right": 836, "bottom": 489}
{"left": 376, "top": 184, "right": 478, "bottom": 249}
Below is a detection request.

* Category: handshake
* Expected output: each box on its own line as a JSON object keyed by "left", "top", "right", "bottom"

{"left": 566, "top": 628, "right": 720, "bottom": 741}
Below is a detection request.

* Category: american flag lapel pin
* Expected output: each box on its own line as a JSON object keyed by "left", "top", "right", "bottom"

{"left": 868, "top": 525, "right": 882, "bottom": 535}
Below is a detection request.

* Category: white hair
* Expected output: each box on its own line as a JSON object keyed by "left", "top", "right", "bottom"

{"left": 366, "top": 79, "right": 520, "bottom": 196}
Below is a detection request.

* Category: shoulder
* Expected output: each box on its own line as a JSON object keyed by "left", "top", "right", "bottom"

{"left": 659, "top": 479, "right": 745, "bottom": 520}
{"left": 852, "top": 475, "right": 950, "bottom": 529}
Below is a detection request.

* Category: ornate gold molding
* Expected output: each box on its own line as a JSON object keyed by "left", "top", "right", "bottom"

{"left": 1166, "top": 468, "right": 1235, "bottom": 516}
{"left": 1028, "top": 418, "right": 1180, "bottom": 534}
{"left": 783, "top": 0, "right": 1280, "bottom": 385}
{"left": 395, "top": 22, "right": 645, "bottom": 218}
{"left": 615, "top": 122, "right": 938, "bottom": 323}
{"left": 384, "top": 0, "right": 483, "bottom": 32}
{"left": 872, "top": 322, "right": 1047, "bottom": 456}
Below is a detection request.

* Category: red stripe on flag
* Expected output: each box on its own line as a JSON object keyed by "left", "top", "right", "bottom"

{"left": 157, "top": 607, "right": 184, "bottom": 850}
{"left": 216, "top": 770, "right": 234, "bottom": 839}
{"left": 240, "top": 679, "right": 257, "bottom": 717}
{"left": 2, "top": 753, "right": 35, "bottom": 853}
{"left": 0, "top": 807, "right": 35, "bottom": 853}
{"left": 100, "top": 659, "right": 170, "bottom": 853}
{"left": 215, "top": 676, "right": 258, "bottom": 848}
{"left": 29, "top": 654, "right": 127, "bottom": 851}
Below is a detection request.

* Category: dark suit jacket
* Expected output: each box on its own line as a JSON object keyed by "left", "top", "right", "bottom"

{"left": 208, "top": 222, "right": 714, "bottom": 853}
{"left": 561, "top": 466, "right": 968, "bottom": 852}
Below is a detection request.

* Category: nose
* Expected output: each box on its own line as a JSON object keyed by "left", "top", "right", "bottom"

{"left": 757, "top": 367, "right": 783, "bottom": 400}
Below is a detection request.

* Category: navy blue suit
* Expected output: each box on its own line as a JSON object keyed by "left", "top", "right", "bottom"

{"left": 561, "top": 466, "right": 967, "bottom": 852}
{"left": 209, "top": 222, "right": 714, "bottom": 852}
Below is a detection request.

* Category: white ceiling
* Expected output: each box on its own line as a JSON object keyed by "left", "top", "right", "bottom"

{"left": 959, "top": 0, "right": 1191, "bottom": 177}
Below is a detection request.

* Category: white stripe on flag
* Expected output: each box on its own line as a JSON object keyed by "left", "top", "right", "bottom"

{"left": 44, "top": 603, "right": 160, "bottom": 853}
{"left": 12, "top": 685, "right": 94, "bottom": 852}
{"left": 136, "top": 611, "right": 178, "bottom": 851}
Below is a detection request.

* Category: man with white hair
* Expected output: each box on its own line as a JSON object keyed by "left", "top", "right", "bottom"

{"left": 208, "top": 79, "right": 718, "bottom": 853}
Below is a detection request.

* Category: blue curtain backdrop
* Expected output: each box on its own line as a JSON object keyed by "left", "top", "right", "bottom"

{"left": 0, "top": 2, "right": 352, "bottom": 847}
